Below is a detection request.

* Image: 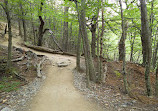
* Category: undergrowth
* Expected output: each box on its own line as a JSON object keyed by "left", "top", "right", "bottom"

{"left": 0, "top": 76, "right": 21, "bottom": 92}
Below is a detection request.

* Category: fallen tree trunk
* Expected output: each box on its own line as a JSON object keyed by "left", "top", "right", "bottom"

{"left": 48, "top": 29, "right": 63, "bottom": 52}
{"left": 24, "top": 43, "right": 76, "bottom": 57}
{"left": 24, "top": 43, "right": 59, "bottom": 53}
{"left": 0, "top": 56, "right": 25, "bottom": 63}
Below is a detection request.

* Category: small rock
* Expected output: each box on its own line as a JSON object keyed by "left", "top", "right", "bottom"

{"left": 115, "top": 93, "right": 121, "bottom": 96}
{"left": 2, "top": 99, "right": 7, "bottom": 103}
{"left": 105, "top": 104, "right": 109, "bottom": 106}
{"left": 117, "top": 108, "right": 123, "bottom": 111}
{"left": 57, "top": 62, "right": 69, "bottom": 67}
{"left": 1, "top": 107, "right": 13, "bottom": 111}
{"left": 121, "top": 104, "right": 127, "bottom": 108}
{"left": 42, "top": 76, "right": 46, "bottom": 80}
{"left": 132, "top": 100, "right": 137, "bottom": 104}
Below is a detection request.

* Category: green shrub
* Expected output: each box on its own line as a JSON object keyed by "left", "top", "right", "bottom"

{"left": 114, "top": 70, "right": 122, "bottom": 78}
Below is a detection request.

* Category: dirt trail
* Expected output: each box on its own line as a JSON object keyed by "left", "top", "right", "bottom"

{"left": 2, "top": 37, "right": 104, "bottom": 111}
{"left": 27, "top": 55, "right": 103, "bottom": 111}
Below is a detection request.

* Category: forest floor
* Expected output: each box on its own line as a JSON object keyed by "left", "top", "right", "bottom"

{"left": 73, "top": 58, "right": 158, "bottom": 111}
{"left": 0, "top": 22, "right": 158, "bottom": 111}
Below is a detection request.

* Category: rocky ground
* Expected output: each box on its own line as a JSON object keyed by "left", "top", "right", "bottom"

{"left": 0, "top": 77, "right": 44, "bottom": 111}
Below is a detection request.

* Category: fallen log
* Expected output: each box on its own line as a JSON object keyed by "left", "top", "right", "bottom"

{"left": 24, "top": 43, "right": 60, "bottom": 53}
{"left": 62, "top": 52, "right": 76, "bottom": 56}
{"left": 0, "top": 56, "right": 25, "bottom": 63}
{"left": 48, "top": 29, "right": 63, "bottom": 52}
{"left": 23, "top": 43, "right": 76, "bottom": 57}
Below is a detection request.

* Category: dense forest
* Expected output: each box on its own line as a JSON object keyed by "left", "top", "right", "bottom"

{"left": 0, "top": 0, "right": 158, "bottom": 110}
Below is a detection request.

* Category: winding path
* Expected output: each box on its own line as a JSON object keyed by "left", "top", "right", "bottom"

{"left": 26, "top": 54, "right": 103, "bottom": 111}
{"left": 2, "top": 36, "right": 104, "bottom": 111}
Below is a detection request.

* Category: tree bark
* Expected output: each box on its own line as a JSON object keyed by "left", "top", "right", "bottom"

{"left": 91, "top": 23, "right": 97, "bottom": 57}
{"left": 69, "top": 22, "right": 72, "bottom": 51}
{"left": 2, "top": 0, "right": 12, "bottom": 68}
{"left": 140, "top": 0, "right": 152, "bottom": 96}
{"left": 75, "top": 0, "right": 96, "bottom": 83}
{"left": 156, "top": 63, "right": 158, "bottom": 96}
{"left": 18, "top": 18, "right": 22, "bottom": 37}
{"left": 149, "top": 0, "right": 154, "bottom": 37}
{"left": 22, "top": 18, "right": 27, "bottom": 41}
{"left": 130, "top": 31, "right": 136, "bottom": 62}
{"left": 152, "top": 27, "right": 158, "bottom": 69}
{"left": 37, "top": 1, "right": 45, "bottom": 46}
{"left": 2, "top": 24, "right": 7, "bottom": 38}
{"left": 30, "top": 3, "right": 36, "bottom": 45}
{"left": 119, "top": 0, "right": 128, "bottom": 94}
{"left": 98, "top": 0, "right": 104, "bottom": 83}
{"left": 89, "top": 5, "right": 100, "bottom": 58}
{"left": 63, "top": 6, "right": 69, "bottom": 52}
{"left": 76, "top": 28, "right": 81, "bottom": 71}
{"left": 152, "top": 43, "right": 158, "bottom": 69}
{"left": 20, "top": 3, "right": 27, "bottom": 42}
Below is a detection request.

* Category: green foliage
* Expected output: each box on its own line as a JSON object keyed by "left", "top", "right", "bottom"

{"left": 114, "top": 71, "right": 122, "bottom": 78}
{"left": 0, "top": 76, "right": 21, "bottom": 92}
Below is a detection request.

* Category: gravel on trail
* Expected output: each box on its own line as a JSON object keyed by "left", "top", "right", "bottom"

{"left": 0, "top": 76, "right": 46, "bottom": 111}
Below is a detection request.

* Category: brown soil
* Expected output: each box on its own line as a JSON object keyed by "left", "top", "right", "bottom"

{"left": 105, "top": 61, "right": 157, "bottom": 98}
{"left": 89, "top": 58, "right": 158, "bottom": 110}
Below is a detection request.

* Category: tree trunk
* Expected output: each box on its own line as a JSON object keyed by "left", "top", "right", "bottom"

{"left": 152, "top": 43, "right": 158, "bottom": 69}
{"left": 63, "top": 6, "right": 69, "bottom": 52}
{"left": 91, "top": 24, "right": 97, "bottom": 57}
{"left": 75, "top": 0, "right": 96, "bottom": 83}
{"left": 22, "top": 19, "right": 27, "bottom": 41}
{"left": 119, "top": 0, "right": 128, "bottom": 94}
{"left": 130, "top": 32, "right": 136, "bottom": 62}
{"left": 99, "top": 0, "right": 104, "bottom": 83}
{"left": 97, "top": 24, "right": 100, "bottom": 82}
{"left": 20, "top": 3, "right": 27, "bottom": 42}
{"left": 37, "top": 1, "right": 44, "bottom": 46}
{"left": 30, "top": 3, "right": 36, "bottom": 45}
{"left": 18, "top": 18, "right": 22, "bottom": 37}
{"left": 76, "top": 28, "right": 81, "bottom": 71}
{"left": 140, "top": 0, "right": 152, "bottom": 96}
{"left": 69, "top": 22, "right": 72, "bottom": 51}
{"left": 2, "top": 24, "right": 7, "bottom": 38}
{"left": 90, "top": 5, "right": 100, "bottom": 58}
{"left": 152, "top": 27, "right": 158, "bottom": 69}
{"left": 149, "top": 0, "right": 154, "bottom": 37}
{"left": 32, "top": 21, "right": 36, "bottom": 45}
{"left": 156, "top": 63, "right": 158, "bottom": 96}
{"left": 2, "top": 0, "right": 12, "bottom": 68}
